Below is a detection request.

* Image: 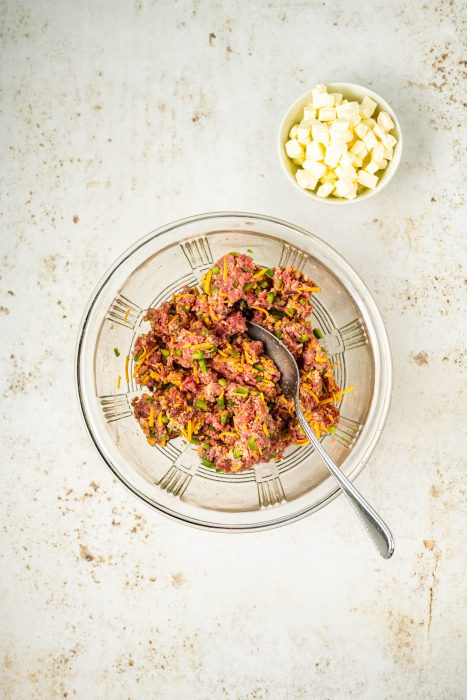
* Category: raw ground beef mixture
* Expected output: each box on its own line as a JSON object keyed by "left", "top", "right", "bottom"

{"left": 131, "top": 252, "right": 348, "bottom": 473}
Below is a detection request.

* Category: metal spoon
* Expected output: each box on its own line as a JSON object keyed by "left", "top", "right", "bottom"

{"left": 247, "top": 321, "right": 394, "bottom": 559}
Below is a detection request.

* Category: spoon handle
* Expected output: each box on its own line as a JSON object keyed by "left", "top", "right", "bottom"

{"left": 294, "top": 400, "right": 394, "bottom": 559}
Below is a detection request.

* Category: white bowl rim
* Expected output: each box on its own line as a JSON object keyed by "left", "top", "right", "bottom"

{"left": 278, "top": 82, "right": 403, "bottom": 205}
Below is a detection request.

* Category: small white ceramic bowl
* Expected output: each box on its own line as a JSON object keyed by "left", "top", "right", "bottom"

{"left": 278, "top": 82, "right": 402, "bottom": 205}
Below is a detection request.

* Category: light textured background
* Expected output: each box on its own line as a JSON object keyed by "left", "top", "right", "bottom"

{"left": 1, "top": 1, "right": 466, "bottom": 698}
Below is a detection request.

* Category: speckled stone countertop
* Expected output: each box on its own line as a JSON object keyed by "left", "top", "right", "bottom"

{"left": 1, "top": 1, "right": 465, "bottom": 698}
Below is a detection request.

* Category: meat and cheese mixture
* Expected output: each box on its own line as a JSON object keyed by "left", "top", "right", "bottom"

{"left": 131, "top": 252, "right": 347, "bottom": 473}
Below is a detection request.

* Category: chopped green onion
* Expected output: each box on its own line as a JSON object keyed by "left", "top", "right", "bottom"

{"left": 229, "top": 251, "right": 240, "bottom": 256}
{"left": 203, "top": 442, "right": 211, "bottom": 451}
{"left": 114, "top": 347, "right": 120, "bottom": 357}
{"left": 221, "top": 413, "right": 228, "bottom": 425}
{"left": 243, "top": 281, "right": 254, "bottom": 292}
{"left": 134, "top": 352, "right": 142, "bottom": 362}
{"left": 193, "top": 350, "right": 205, "bottom": 360}
{"left": 201, "top": 457, "right": 215, "bottom": 468}
{"left": 161, "top": 414, "right": 169, "bottom": 424}
{"left": 182, "top": 305, "right": 190, "bottom": 312}
{"left": 161, "top": 348, "right": 169, "bottom": 357}
{"left": 234, "top": 387, "right": 249, "bottom": 395}
{"left": 195, "top": 399, "right": 208, "bottom": 410}
{"left": 289, "top": 307, "right": 296, "bottom": 316}
{"left": 328, "top": 426, "right": 336, "bottom": 433}
{"left": 233, "top": 448, "right": 243, "bottom": 457}
{"left": 217, "top": 397, "right": 225, "bottom": 408}
{"left": 239, "top": 300, "right": 247, "bottom": 310}
{"left": 254, "top": 363, "right": 264, "bottom": 372}
{"left": 212, "top": 266, "right": 220, "bottom": 275}
{"left": 190, "top": 437, "right": 200, "bottom": 445}
{"left": 274, "top": 278, "right": 283, "bottom": 289}
{"left": 248, "top": 437, "right": 256, "bottom": 450}
{"left": 267, "top": 292, "right": 275, "bottom": 304}
{"left": 218, "top": 378, "right": 227, "bottom": 387}
{"left": 250, "top": 389, "right": 260, "bottom": 395}
{"left": 211, "top": 285, "right": 218, "bottom": 293}
{"left": 174, "top": 348, "right": 182, "bottom": 356}
{"left": 313, "top": 328, "right": 324, "bottom": 339}
{"left": 300, "top": 334, "right": 309, "bottom": 343}
{"left": 265, "top": 268, "right": 274, "bottom": 278}
{"left": 275, "top": 329, "right": 283, "bottom": 339}
{"left": 247, "top": 249, "right": 253, "bottom": 254}
{"left": 198, "top": 358, "right": 207, "bottom": 373}
{"left": 227, "top": 399, "right": 235, "bottom": 406}
{"left": 259, "top": 280, "right": 268, "bottom": 288}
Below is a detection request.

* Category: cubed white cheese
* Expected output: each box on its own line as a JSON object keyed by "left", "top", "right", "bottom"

{"left": 295, "top": 168, "right": 318, "bottom": 190}
{"left": 303, "top": 103, "right": 316, "bottom": 120}
{"left": 303, "top": 160, "right": 327, "bottom": 178}
{"left": 362, "top": 118, "right": 376, "bottom": 128}
{"left": 324, "top": 143, "right": 343, "bottom": 168}
{"left": 363, "top": 130, "right": 378, "bottom": 151}
{"left": 357, "top": 170, "right": 379, "bottom": 189}
{"left": 292, "top": 154, "right": 306, "bottom": 165}
{"left": 336, "top": 101, "right": 360, "bottom": 120}
{"left": 371, "top": 142, "right": 385, "bottom": 163}
{"left": 354, "top": 123, "right": 369, "bottom": 140}
{"left": 311, "top": 85, "right": 327, "bottom": 104}
{"left": 373, "top": 124, "right": 386, "bottom": 141}
{"left": 314, "top": 92, "right": 336, "bottom": 108}
{"left": 335, "top": 178, "right": 357, "bottom": 198}
{"left": 365, "top": 160, "right": 380, "bottom": 175}
{"left": 316, "top": 181, "right": 335, "bottom": 197}
{"left": 335, "top": 164, "right": 357, "bottom": 180}
{"left": 306, "top": 141, "right": 325, "bottom": 161}
{"left": 289, "top": 124, "right": 299, "bottom": 139}
{"left": 318, "top": 107, "right": 337, "bottom": 121}
{"left": 311, "top": 121, "right": 329, "bottom": 144}
{"left": 332, "top": 93, "right": 343, "bottom": 106}
{"left": 320, "top": 171, "right": 337, "bottom": 184}
{"left": 350, "top": 139, "right": 368, "bottom": 157}
{"left": 360, "top": 95, "right": 377, "bottom": 118}
{"left": 382, "top": 133, "right": 397, "bottom": 149}
{"left": 383, "top": 145, "right": 394, "bottom": 160}
{"left": 377, "top": 158, "right": 388, "bottom": 169}
{"left": 297, "top": 119, "right": 313, "bottom": 144}
{"left": 377, "top": 111, "right": 395, "bottom": 131}
{"left": 285, "top": 139, "right": 304, "bottom": 159}
{"left": 330, "top": 118, "right": 350, "bottom": 132}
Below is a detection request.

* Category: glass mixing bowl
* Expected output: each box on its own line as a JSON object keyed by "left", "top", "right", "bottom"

{"left": 76, "top": 212, "right": 392, "bottom": 531}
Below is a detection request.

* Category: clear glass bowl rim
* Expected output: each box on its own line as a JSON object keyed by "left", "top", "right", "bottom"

{"left": 75, "top": 211, "right": 393, "bottom": 532}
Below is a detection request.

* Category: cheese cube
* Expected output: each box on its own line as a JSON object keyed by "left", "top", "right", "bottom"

{"left": 324, "top": 143, "right": 343, "bottom": 168}
{"left": 293, "top": 154, "right": 306, "bottom": 165}
{"left": 365, "top": 160, "right": 380, "bottom": 175}
{"left": 377, "top": 111, "right": 395, "bottom": 131}
{"left": 372, "top": 142, "right": 385, "bottom": 163}
{"left": 350, "top": 139, "right": 368, "bottom": 157}
{"left": 285, "top": 139, "right": 304, "bottom": 159}
{"left": 320, "top": 171, "right": 337, "bottom": 184}
{"left": 289, "top": 124, "right": 299, "bottom": 139}
{"left": 314, "top": 92, "right": 335, "bottom": 108}
{"left": 357, "top": 170, "right": 379, "bottom": 189}
{"left": 330, "top": 118, "right": 350, "bottom": 133}
{"left": 354, "top": 123, "right": 369, "bottom": 140}
{"left": 297, "top": 119, "right": 313, "bottom": 143}
{"left": 303, "top": 103, "right": 316, "bottom": 120}
{"left": 373, "top": 124, "right": 386, "bottom": 141}
{"left": 335, "top": 164, "right": 357, "bottom": 180}
{"left": 377, "top": 158, "right": 388, "bottom": 169}
{"left": 311, "top": 85, "right": 327, "bottom": 103}
{"left": 316, "top": 181, "right": 335, "bottom": 197}
{"left": 339, "top": 152, "right": 354, "bottom": 168}
{"left": 332, "top": 93, "right": 343, "bottom": 106}
{"left": 306, "top": 141, "right": 325, "bottom": 161}
{"left": 295, "top": 169, "right": 318, "bottom": 190}
{"left": 362, "top": 118, "right": 376, "bottom": 128}
{"left": 383, "top": 145, "right": 394, "bottom": 160}
{"left": 303, "top": 160, "right": 327, "bottom": 178}
{"left": 363, "top": 130, "right": 378, "bottom": 151}
{"left": 335, "top": 178, "right": 357, "bottom": 198}
{"left": 337, "top": 101, "right": 360, "bottom": 120}
{"left": 360, "top": 95, "right": 377, "bottom": 118}
{"left": 318, "top": 107, "right": 337, "bottom": 121}
{"left": 382, "top": 133, "right": 397, "bottom": 149}
{"left": 311, "top": 121, "right": 329, "bottom": 144}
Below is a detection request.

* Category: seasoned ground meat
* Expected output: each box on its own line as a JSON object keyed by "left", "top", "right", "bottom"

{"left": 131, "top": 253, "right": 347, "bottom": 473}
